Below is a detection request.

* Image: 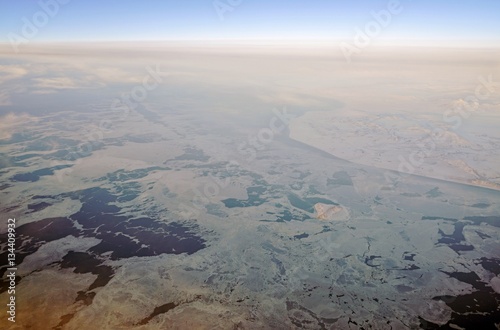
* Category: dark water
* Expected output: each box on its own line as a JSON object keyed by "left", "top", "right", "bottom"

{"left": 137, "top": 302, "right": 178, "bottom": 325}
{"left": 27, "top": 201, "right": 51, "bottom": 212}
{"left": 10, "top": 165, "right": 73, "bottom": 182}
{"left": 0, "top": 186, "right": 206, "bottom": 318}
{"left": 420, "top": 215, "right": 500, "bottom": 329}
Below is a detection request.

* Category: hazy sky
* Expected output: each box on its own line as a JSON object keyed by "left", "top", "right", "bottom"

{"left": 1, "top": 0, "right": 500, "bottom": 43}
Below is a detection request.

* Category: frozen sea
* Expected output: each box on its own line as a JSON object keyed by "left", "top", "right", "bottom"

{"left": 0, "top": 43, "right": 499, "bottom": 329}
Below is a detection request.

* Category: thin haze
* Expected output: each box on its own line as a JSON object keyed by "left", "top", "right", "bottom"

{"left": 0, "top": 0, "right": 499, "bottom": 45}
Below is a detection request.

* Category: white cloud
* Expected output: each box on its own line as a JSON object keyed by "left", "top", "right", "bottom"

{"left": 259, "top": 91, "right": 327, "bottom": 107}
{"left": 0, "top": 65, "right": 28, "bottom": 84}
{"left": 90, "top": 67, "right": 141, "bottom": 84}
{"left": 0, "top": 91, "right": 11, "bottom": 106}
{"left": 0, "top": 113, "right": 38, "bottom": 140}
{"left": 31, "top": 75, "right": 105, "bottom": 94}
{"left": 0, "top": 86, "right": 26, "bottom": 106}
{"left": 33, "top": 76, "right": 85, "bottom": 90}
{"left": 31, "top": 89, "right": 58, "bottom": 95}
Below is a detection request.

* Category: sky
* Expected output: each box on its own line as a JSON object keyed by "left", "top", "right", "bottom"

{"left": 0, "top": 0, "right": 499, "bottom": 44}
